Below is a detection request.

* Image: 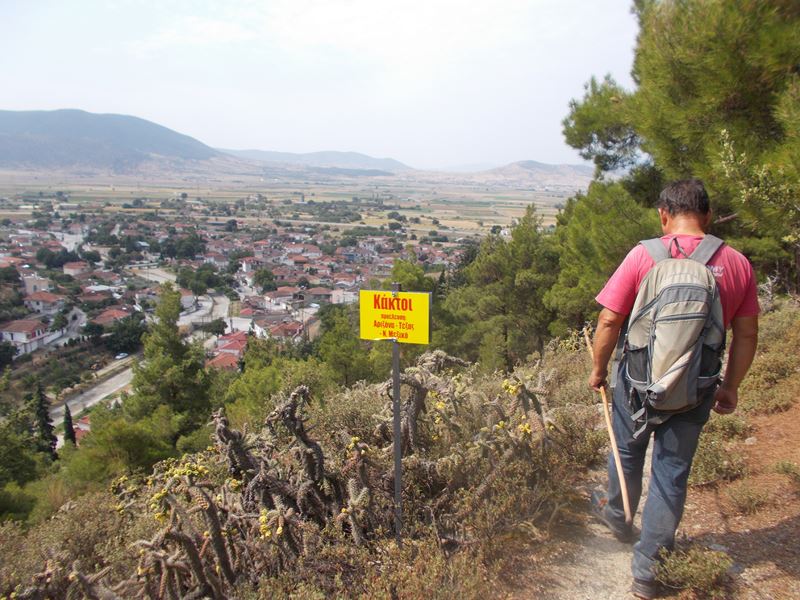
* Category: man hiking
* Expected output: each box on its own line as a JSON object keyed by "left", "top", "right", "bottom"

{"left": 588, "top": 179, "right": 759, "bottom": 599}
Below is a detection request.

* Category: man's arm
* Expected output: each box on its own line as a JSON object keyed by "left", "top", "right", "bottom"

{"left": 588, "top": 307, "right": 627, "bottom": 391}
{"left": 713, "top": 315, "right": 759, "bottom": 414}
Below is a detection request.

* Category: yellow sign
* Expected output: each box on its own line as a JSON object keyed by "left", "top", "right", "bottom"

{"left": 359, "top": 290, "right": 431, "bottom": 344}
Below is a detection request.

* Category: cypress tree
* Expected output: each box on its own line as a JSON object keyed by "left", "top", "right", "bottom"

{"left": 29, "top": 382, "right": 57, "bottom": 460}
{"left": 63, "top": 403, "right": 77, "bottom": 446}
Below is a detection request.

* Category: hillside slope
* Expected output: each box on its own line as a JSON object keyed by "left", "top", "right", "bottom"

{"left": 0, "top": 109, "right": 219, "bottom": 170}
{"left": 220, "top": 148, "right": 411, "bottom": 172}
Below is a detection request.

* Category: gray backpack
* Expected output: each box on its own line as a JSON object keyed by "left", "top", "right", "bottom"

{"left": 620, "top": 235, "right": 726, "bottom": 438}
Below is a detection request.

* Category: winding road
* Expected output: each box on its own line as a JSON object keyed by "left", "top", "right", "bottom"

{"left": 50, "top": 266, "right": 231, "bottom": 426}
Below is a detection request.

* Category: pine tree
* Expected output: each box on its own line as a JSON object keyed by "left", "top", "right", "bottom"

{"left": 124, "top": 283, "right": 210, "bottom": 433}
{"left": 63, "top": 403, "right": 77, "bottom": 446}
{"left": 29, "top": 382, "right": 57, "bottom": 460}
{"left": 439, "top": 206, "right": 559, "bottom": 369}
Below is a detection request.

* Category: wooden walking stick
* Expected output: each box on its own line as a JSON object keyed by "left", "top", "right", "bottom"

{"left": 584, "top": 329, "right": 633, "bottom": 525}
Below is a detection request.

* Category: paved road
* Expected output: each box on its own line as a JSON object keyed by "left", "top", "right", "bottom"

{"left": 49, "top": 293, "right": 230, "bottom": 425}
{"left": 51, "top": 368, "right": 134, "bottom": 422}
{"left": 130, "top": 267, "right": 177, "bottom": 283}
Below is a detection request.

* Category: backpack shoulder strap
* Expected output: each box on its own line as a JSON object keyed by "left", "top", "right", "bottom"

{"left": 689, "top": 234, "right": 725, "bottom": 265}
{"left": 640, "top": 238, "right": 670, "bottom": 263}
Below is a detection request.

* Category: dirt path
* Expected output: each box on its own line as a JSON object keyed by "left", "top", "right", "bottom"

{"left": 505, "top": 450, "right": 652, "bottom": 600}
{"left": 505, "top": 401, "right": 800, "bottom": 600}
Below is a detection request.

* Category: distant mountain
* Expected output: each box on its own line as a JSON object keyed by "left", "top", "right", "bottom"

{"left": 473, "top": 160, "right": 594, "bottom": 187}
{"left": 0, "top": 109, "right": 219, "bottom": 170}
{"left": 220, "top": 148, "right": 411, "bottom": 173}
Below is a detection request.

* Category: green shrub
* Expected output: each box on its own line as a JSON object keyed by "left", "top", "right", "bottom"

{"left": 774, "top": 460, "right": 800, "bottom": 490}
{"left": 774, "top": 460, "right": 800, "bottom": 477}
{"left": 739, "top": 306, "right": 800, "bottom": 415}
{"left": 703, "top": 414, "right": 750, "bottom": 439}
{"left": 725, "top": 480, "right": 770, "bottom": 515}
{"left": 655, "top": 545, "right": 733, "bottom": 598}
{"left": 689, "top": 431, "right": 746, "bottom": 486}
{"left": 0, "top": 483, "right": 36, "bottom": 522}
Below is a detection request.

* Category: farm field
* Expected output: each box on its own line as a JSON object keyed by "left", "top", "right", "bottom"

{"left": 0, "top": 170, "right": 571, "bottom": 239}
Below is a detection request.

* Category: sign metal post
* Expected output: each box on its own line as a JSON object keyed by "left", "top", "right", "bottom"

{"left": 390, "top": 282, "right": 403, "bottom": 546}
{"left": 358, "top": 285, "right": 431, "bottom": 547}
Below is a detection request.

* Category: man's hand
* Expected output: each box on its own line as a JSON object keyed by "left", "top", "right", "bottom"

{"left": 713, "top": 385, "right": 738, "bottom": 414}
{"left": 587, "top": 307, "right": 626, "bottom": 393}
{"left": 588, "top": 368, "right": 608, "bottom": 392}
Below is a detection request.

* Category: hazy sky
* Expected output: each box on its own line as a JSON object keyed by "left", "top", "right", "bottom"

{"left": 1, "top": 0, "right": 638, "bottom": 169}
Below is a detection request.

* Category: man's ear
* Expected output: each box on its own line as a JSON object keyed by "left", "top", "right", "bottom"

{"left": 703, "top": 210, "right": 713, "bottom": 230}
{"left": 658, "top": 208, "right": 669, "bottom": 228}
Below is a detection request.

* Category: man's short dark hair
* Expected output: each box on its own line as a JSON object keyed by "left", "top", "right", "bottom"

{"left": 657, "top": 179, "right": 710, "bottom": 215}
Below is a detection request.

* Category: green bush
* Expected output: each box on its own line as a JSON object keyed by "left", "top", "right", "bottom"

{"left": 703, "top": 414, "right": 750, "bottom": 439}
{"left": 774, "top": 460, "right": 800, "bottom": 490}
{"left": 726, "top": 480, "right": 770, "bottom": 515}
{"left": 655, "top": 545, "right": 733, "bottom": 598}
{"left": 739, "top": 306, "right": 800, "bottom": 415}
{"left": 689, "top": 431, "right": 746, "bottom": 486}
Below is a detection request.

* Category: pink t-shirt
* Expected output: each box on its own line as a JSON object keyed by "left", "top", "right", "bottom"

{"left": 596, "top": 234, "right": 759, "bottom": 328}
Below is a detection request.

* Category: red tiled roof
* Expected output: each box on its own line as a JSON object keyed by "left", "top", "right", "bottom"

{"left": 206, "top": 353, "right": 240, "bottom": 370}
{"left": 219, "top": 339, "right": 247, "bottom": 353}
{"left": 92, "top": 307, "right": 133, "bottom": 326}
{"left": 218, "top": 330, "right": 248, "bottom": 343}
{"left": 75, "top": 428, "right": 91, "bottom": 445}
{"left": 26, "top": 291, "right": 66, "bottom": 303}
{"left": 269, "top": 321, "right": 303, "bottom": 338}
{"left": 0, "top": 319, "right": 46, "bottom": 334}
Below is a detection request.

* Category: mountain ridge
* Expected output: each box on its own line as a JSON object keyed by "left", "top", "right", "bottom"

{"left": 220, "top": 148, "right": 411, "bottom": 173}
{"left": 0, "top": 109, "right": 219, "bottom": 170}
{"left": 0, "top": 109, "right": 592, "bottom": 188}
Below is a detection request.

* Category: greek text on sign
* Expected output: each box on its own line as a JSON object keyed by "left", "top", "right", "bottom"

{"left": 359, "top": 290, "right": 431, "bottom": 344}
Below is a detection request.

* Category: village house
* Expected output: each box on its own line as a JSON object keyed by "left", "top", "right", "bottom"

{"left": 299, "top": 287, "right": 333, "bottom": 304}
{"left": 331, "top": 287, "right": 359, "bottom": 305}
{"left": 92, "top": 306, "right": 135, "bottom": 327}
{"left": 203, "top": 252, "right": 229, "bottom": 270}
{"left": 0, "top": 318, "right": 53, "bottom": 354}
{"left": 179, "top": 288, "right": 196, "bottom": 310}
{"left": 206, "top": 352, "right": 240, "bottom": 371}
{"left": 24, "top": 291, "right": 67, "bottom": 315}
{"left": 73, "top": 416, "right": 91, "bottom": 446}
{"left": 268, "top": 320, "right": 303, "bottom": 342}
{"left": 63, "top": 261, "right": 90, "bottom": 276}
{"left": 22, "top": 273, "right": 52, "bottom": 295}
{"left": 240, "top": 256, "right": 264, "bottom": 274}
{"left": 214, "top": 330, "right": 248, "bottom": 350}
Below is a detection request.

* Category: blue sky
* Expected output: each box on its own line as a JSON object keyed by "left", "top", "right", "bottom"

{"left": 1, "top": 0, "right": 638, "bottom": 169}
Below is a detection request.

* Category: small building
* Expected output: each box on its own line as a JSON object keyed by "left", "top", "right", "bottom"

{"left": 268, "top": 320, "right": 303, "bottom": 342}
{"left": 179, "top": 288, "right": 196, "bottom": 310}
{"left": 63, "top": 261, "right": 90, "bottom": 276}
{"left": 0, "top": 318, "right": 50, "bottom": 354}
{"left": 92, "top": 306, "right": 134, "bottom": 327}
{"left": 206, "top": 352, "right": 240, "bottom": 371}
{"left": 215, "top": 330, "right": 249, "bottom": 349}
{"left": 240, "top": 256, "right": 264, "bottom": 274}
{"left": 303, "top": 287, "right": 333, "bottom": 304}
{"left": 331, "top": 287, "right": 358, "bottom": 305}
{"left": 24, "top": 291, "right": 67, "bottom": 315}
{"left": 22, "top": 274, "right": 52, "bottom": 295}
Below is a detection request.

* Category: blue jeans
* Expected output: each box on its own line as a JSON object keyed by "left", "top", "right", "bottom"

{"left": 604, "top": 378, "right": 714, "bottom": 582}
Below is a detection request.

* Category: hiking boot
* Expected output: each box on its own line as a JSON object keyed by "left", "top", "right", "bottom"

{"left": 590, "top": 490, "right": 636, "bottom": 543}
{"left": 631, "top": 577, "right": 661, "bottom": 599}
